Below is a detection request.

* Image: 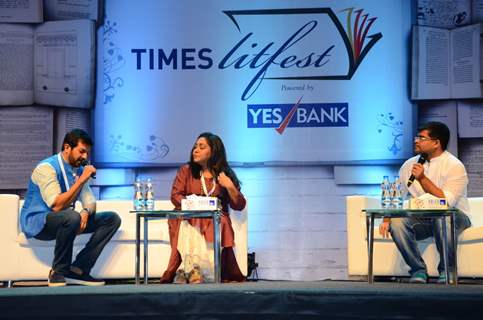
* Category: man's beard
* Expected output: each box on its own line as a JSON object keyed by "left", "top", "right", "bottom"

{"left": 69, "top": 154, "right": 82, "bottom": 167}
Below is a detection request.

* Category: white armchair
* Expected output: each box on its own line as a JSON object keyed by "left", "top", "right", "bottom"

{"left": 0, "top": 194, "right": 248, "bottom": 284}
{"left": 346, "top": 195, "right": 483, "bottom": 278}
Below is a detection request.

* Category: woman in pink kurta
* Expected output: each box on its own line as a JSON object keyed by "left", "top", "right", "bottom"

{"left": 160, "top": 132, "right": 246, "bottom": 283}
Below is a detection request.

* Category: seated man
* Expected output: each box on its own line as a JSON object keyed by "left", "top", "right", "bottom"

{"left": 379, "top": 122, "right": 471, "bottom": 284}
{"left": 20, "top": 129, "right": 121, "bottom": 287}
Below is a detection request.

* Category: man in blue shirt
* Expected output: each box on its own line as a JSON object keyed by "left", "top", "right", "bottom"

{"left": 20, "top": 129, "right": 121, "bottom": 286}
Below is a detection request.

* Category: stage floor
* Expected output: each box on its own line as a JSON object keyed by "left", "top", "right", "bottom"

{"left": 2, "top": 280, "right": 483, "bottom": 319}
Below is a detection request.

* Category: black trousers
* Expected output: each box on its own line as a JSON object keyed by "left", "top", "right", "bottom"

{"left": 35, "top": 209, "right": 121, "bottom": 275}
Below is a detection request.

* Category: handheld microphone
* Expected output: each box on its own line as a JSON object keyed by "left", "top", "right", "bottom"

{"left": 80, "top": 159, "right": 96, "bottom": 179}
{"left": 407, "top": 153, "right": 428, "bottom": 187}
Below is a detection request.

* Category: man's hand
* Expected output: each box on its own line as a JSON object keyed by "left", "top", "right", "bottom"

{"left": 77, "top": 210, "right": 89, "bottom": 234}
{"left": 79, "top": 165, "right": 96, "bottom": 183}
{"left": 379, "top": 219, "right": 391, "bottom": 238}
{"left": 411, "top": 163, "right": 425, "bottom": 181}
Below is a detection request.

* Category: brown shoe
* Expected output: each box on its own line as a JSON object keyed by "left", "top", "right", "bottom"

{"left": 173, "top": 269, "right": 188, "bottom": 284}
{"left": 188, "top": 265, "right": 203, "bottom": 284}
{"left": 48, "top": 269, "right": 66, "bottom": 287}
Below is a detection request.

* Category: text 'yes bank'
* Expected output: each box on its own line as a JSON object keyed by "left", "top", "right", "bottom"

{"left": 247, "top": 103, "right": 349, "bottom": 129}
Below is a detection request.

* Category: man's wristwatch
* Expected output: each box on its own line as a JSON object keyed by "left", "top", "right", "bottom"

{"left": 82, "top": 208, "right": 93, "bottom": 215}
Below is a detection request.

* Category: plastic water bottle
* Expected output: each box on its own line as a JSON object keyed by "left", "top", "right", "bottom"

{"left": 381, "top": 175, "right": 391, "bottom": 209}
{"left": 392, "top": 176, "right": 403, "bottom": 209}
{"left": 133, "top": 177, "right": 144, "bottom": 210}
{"left": 145, "top": 178, "right": 155, "bottom": 210}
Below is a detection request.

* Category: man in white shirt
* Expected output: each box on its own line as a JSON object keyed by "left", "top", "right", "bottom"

{"left": 379, "top": 122, "right": 471, "bottom": 284}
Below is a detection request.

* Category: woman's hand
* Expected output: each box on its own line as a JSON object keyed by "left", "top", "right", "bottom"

{"left": 218, "top": 171, "right": 245, "bottom": 210}
{"left": 218, "top": 172, "right": 235, "bottom": 190}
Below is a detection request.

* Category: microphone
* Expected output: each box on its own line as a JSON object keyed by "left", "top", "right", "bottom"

{"left": 80, "top": 159, "right": 96, "bottom": 179}
{"left": 407, "top": 153, "right": 427, "bottom": 187}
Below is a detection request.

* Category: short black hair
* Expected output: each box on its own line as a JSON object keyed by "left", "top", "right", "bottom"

{"left": 418, "top": 122, "right": 450, "bottom": 150}
{"left": 62, "top": 129, "right": 93, "bottom": 150}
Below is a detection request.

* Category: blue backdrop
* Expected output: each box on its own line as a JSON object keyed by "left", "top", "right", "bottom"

{"left": 95, "top": 0, "right": 414, "bottom": 166}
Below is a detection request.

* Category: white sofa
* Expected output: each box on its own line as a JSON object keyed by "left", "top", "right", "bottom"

{"left": 347, "top": 195, "right": 483, "bottom": 278}
{"left": 0, "top": 194, "right": 247, "bottom": 284}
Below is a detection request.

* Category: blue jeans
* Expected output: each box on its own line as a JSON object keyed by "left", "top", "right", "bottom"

{"left": 389, "top": 213, "right": 471, "bottom": 276}
{"left": 35, "top": 209, "right": 121, "bottom": 275}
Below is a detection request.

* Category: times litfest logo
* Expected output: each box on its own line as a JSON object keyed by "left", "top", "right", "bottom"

{"left": 247, "top": 99, "right": 348, "bottom": 134}
{"left": 130, "top": 7, "right": 382, "bottom": 101}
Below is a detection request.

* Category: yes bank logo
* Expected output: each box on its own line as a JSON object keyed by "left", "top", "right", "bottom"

{"left": 247, "top": 101, "right": 348, "bottom": 134}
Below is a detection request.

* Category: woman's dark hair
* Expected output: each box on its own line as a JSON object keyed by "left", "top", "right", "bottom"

{"left": 62, "top": 129, "right": 93, "bottom": 150}
{"left": 418, "top": 121, "right": 450, "bottom": 151}
{"left": 189, "top": 132, "right": 241, "bottom": 188}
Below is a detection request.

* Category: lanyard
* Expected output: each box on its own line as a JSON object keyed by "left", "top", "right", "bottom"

{"left": 58, "top": 153, "right": 77, "bottom": 209}
{"left": 57, "top": 153, "right": 71, "bottom": 191}
{"left": 200, "top": 171, "right": 216, "bottom": 196}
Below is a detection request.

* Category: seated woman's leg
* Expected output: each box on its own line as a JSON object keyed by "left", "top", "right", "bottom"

{"left": 198, "top": 215, "right": 245, "bottom": 282}
{"left": 221, "top": 247, "right": 245, "bottom": 282}
{"left": 160, "top": 218, "right": 182, "bottom": 283}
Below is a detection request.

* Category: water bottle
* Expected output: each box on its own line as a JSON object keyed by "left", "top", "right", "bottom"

{"left": 389, "top": 176, "right": 397, "bottom": 208}
{"left": 133, "top": 177, "right": 144, "bottom": 210}
{"left": 381, "top": 175, "right": 391, "bottom": 209}
{"left": 145, "top": 177, "right": 155, "bottom": 210}
{"left": 392, "top": 175, "right": 403, "bottom": 209}
{"left": 390, "top": 182, "right": 398, "bottom": 209}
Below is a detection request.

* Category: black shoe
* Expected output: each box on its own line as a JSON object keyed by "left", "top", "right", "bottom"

{"left": 48, "top": 269, "right": 66, "bottom": 287}
{"left": 65, "top": 271, "right": 105, "bottom": 286}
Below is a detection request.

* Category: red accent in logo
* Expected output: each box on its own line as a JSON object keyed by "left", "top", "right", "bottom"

{"left": 275, "top": 96, "right": 303, "bottom": 135}
{"left": 339, "top": 8, "right": 378, "bottom": 63}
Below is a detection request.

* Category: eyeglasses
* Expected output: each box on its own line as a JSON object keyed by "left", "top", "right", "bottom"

{"left": 414, "top": 135, "right": 436, "bottom": 142}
